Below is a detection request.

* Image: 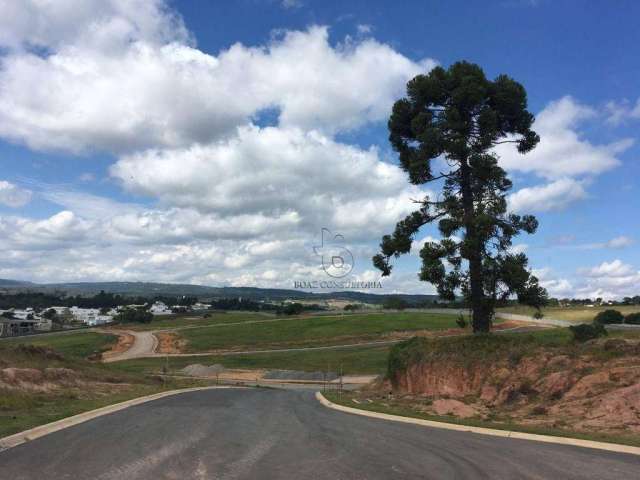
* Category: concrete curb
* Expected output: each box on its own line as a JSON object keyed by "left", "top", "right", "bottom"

{"left": 0, "top": 386, "right": 236, "bottom": 452}
{"left": 315, "top": 392, "right": 640, "bottom": 456}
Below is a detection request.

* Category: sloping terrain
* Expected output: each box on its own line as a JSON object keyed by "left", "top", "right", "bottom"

{"left": 374, "top": 331, "right": 640, "bottom": 441}
{"left": 0, "top": 343, "right": 202, "bottom": 437}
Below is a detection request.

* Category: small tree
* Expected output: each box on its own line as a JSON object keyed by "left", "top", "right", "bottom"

{"left": 593, "top": 309, "right": 624, "bottom": 325}
{"left": 383, "top": 297, "right": 409, "bottom": 310}
{"left": 373, "top": 61, "right": 547, "bottom": 333}
{"left": 569, "top": 323, "right": 607, "bottom": 343}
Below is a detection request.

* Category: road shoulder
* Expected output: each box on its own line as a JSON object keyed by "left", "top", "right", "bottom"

{"left": 315, "top": 391, "right": 640, "bottom": 456}
{"left": 0, "top": 386, "right": 237, "bottom": 452}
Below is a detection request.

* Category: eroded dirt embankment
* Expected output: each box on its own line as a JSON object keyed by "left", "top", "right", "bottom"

{"left": 383, "top": 336, "right": 640, "bottom": 435}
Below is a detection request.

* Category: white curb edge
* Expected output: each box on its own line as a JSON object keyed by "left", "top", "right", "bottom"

{"left": 0, "top": 386, "right": 237, "bottom": 451}
{"left": 315, "top": 392, "right": 640, "bottom": 456}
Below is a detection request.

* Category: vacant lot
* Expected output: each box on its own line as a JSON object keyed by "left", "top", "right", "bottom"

{"left": 498, "top": 305, "right": 640, "bottom": 323}
{"left": 1, "top": 332, "right": 118, "bottom": 358}
{"left": 0, "top": 341, "right": 206, "bottom": 438}
{"left": 120, "top": 311, "right": 274, "bottom": 331}
{"left": 179, "top": 312, "right": 461, "bottom": 353}
{"left": 112, "top": 344, "right": 391, "bottom": 376}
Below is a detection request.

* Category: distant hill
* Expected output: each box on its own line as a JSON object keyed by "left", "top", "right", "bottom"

{"left": 0, "top": 278, "right": 34, "bottom": 287}
{"left": 0, "top": 280, "right": 440, "bottom": 305}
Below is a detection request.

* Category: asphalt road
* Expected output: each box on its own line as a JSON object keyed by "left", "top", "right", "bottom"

{"left": 1, "top": 388, "right": 638, "bottom": 479}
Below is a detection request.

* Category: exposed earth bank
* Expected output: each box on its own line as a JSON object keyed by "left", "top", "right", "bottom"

{"left": 378, "top": 334, "right": 640, "bottom": 438}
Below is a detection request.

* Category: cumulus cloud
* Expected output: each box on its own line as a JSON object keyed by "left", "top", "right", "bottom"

{"left": 497, "top": 96, "right": 632, "bottom": 179}
{"left": 0, "top": 0, "right": 189, "bottom": 50}
{"left": 575, "top": 260, "right": 640, "bottom": 300}
{"left": 111, "top": 125, "right": 424, "bottom": 239}
{"left": 0, "top": 181, "right": 32, "bottom": 207}
{"left": 507, "top": 177, "right": 587, "bottom": 213}
{"left": 499, "top": 96, "right": 633, "bottom": 213}
{"left": 0, "top": 13, "right": 435, "bottom": 153}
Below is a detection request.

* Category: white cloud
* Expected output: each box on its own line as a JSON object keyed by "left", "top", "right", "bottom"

{"left": 281, "top": 0, "right": 302, "bottom": 9}
{"left": 497, "top": 96, "right": 633, "bottom": 179}
{"left": 604, "top": 236, "right": 634, "bottom": 249}
{"left": 579, "top": 259, "right": 635, "bottom": 278}
{"left": 0, "top": 16, "right": 435, "bottom": 153}
{"left": 507, "top": 177, "right": 587, "bottom": 213}
{"left": 0, "top": 180, "right": 32, "bottom": 207}
{"left": 0, "top": 0, "right": 189, "bottom": 50}
{"left": 574, "top": 260, "right": 640, "bottom": 300}
{"left": 111, "top": 125, "right": 423, "bottom": 239}
{"left": 605, "top": 98, "right": 640, "bottom": 125}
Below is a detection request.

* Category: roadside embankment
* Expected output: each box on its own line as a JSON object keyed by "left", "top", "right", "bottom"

{"left": 369, "top": 331, "right": 640, "bottom": 443}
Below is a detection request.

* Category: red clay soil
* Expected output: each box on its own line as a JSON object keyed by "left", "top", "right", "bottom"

{"left": 155, "top": 332, "right": 186, "bottom": 354}
{"left": 101, "top": 332, "right": 135, "bottom": 360}
{"left": 385, "top": 338, "right": 640, "bottom": 436}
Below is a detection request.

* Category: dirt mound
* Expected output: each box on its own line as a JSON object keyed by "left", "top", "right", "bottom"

{"left": 100, "top": 332, "right": 135, "bottom": 360}
{"left": 388, "top": 337, "right": 640, "bottom": 435}
{"left": 263, "top": 370, "right": 338, "bottom": 381}
{"left": 156, "top": 332, "right": 185, "bottom": 354}
{"left": 181, "top": 364, "right": 225, "bottom": 377}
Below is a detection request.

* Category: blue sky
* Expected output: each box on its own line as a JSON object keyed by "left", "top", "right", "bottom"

{"left": 0, "top": 0, "right": 638, "bottom": 299}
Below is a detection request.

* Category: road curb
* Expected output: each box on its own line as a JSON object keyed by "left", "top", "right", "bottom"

{"left": 315, "top": 392, "right": 640, "bottom": 456}
{"left": 0, "top": 386, "right": 236, "bottom": 452}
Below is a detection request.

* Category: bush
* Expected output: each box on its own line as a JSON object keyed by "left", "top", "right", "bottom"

{"left": 569, "top": 323, "right": 607, "bottom": 343}
{"left": 455, "top": 314, "right": 467, "bottom": 329}
{"left": 533, "top": 310, "right": 544, "bottom": 319}
{"left": 280, "top": 303, "right": 304, "bottom": 315}
{"left": 382, "top": 297, "right": 409, "bottom": 310}
{"left": 624, "top": 312, "right": 640, "bottom": 325}
{"left": 114, "top": 308, "right": 153, "bottom": 324}
{"left": 593, "top": 309, "right": 624, "bottom": 325}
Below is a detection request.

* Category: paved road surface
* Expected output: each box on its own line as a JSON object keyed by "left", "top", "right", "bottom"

{"left": 1, "top": 388, "right": 638, "bottom": 479}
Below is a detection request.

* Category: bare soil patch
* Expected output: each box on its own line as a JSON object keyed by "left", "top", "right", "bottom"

{"left": 156, "top": 332, "right": 186, "bottom": 354}
{"left": 375, "top": 337, "right": 640, "bottom": 438}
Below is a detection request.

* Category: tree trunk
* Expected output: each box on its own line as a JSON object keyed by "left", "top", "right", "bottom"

{"left": 460, "top": 158, "right": 491, "bottom": 333}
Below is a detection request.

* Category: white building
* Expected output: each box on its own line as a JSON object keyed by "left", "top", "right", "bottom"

{"left": 68, "top": 307, "right": 113, "bottom": 326}
{"left": 149, "top": 301, "right": 172, "bottom": 315}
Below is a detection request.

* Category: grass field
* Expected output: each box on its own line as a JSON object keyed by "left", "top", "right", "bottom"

{"left": 178, "top": 312, "right": 461, "bottom": 352}
{"left": 122, "top": 311, "right": 275, "bottom": 331}
{"left": 498, "top": 305, "right": 640, "bottom": 323}
{"left": 110, "top": 344, "right": 391, "bottom": 376}
{"left": 1, "top": 332, "right": 118, "bottom": 358}
{"left": 0, "top": 342, "right": 209, "bottom": 437}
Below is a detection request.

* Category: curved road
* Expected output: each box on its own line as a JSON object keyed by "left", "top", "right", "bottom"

{"left": 102, "top": 330, "right": 158, "bottom": 363}
{"left": 1, "top": 389, "right": 638, "bottom": 479}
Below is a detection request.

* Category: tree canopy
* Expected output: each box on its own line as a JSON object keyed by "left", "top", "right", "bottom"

{"left": 373, "top": 61, "right": 547, "bottom": 333}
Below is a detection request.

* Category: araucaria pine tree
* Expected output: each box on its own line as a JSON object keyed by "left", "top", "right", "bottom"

{"left": 373, "top": 62, "right": 547, "bottom": 333}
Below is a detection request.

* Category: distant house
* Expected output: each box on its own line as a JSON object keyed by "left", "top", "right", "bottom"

{"left": 149, "top": 301, "right": 172, "bottom": 315}
{"left": 192, "top": 302, "right": 211, "bottom": 311}
{"left": 68, "top": 307, "right": 113, "bottom": 326}
{"left": 0, "top": 315, "right": 37, "bottom": 337}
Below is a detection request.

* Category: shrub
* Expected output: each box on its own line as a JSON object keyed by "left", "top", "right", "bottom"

{"left": 533, "top": 310, "right": 544, "bottom": 319}
{"left": 114, "top": 308, "right": 153, "bottom": 324}
{"left": 383, "top": 297, "right": 409, "bottom": 310}
{"left": 569, "top": 323, "right": 607, "bottom": 342}
{"left": 455, "top": 314, "right": 467, "bottom": 329}
{"left": 624, "top": 312, "right": 640, "bottom": 325}
{"left": 593, "top": 309, "right": 624, "bottom": 325}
